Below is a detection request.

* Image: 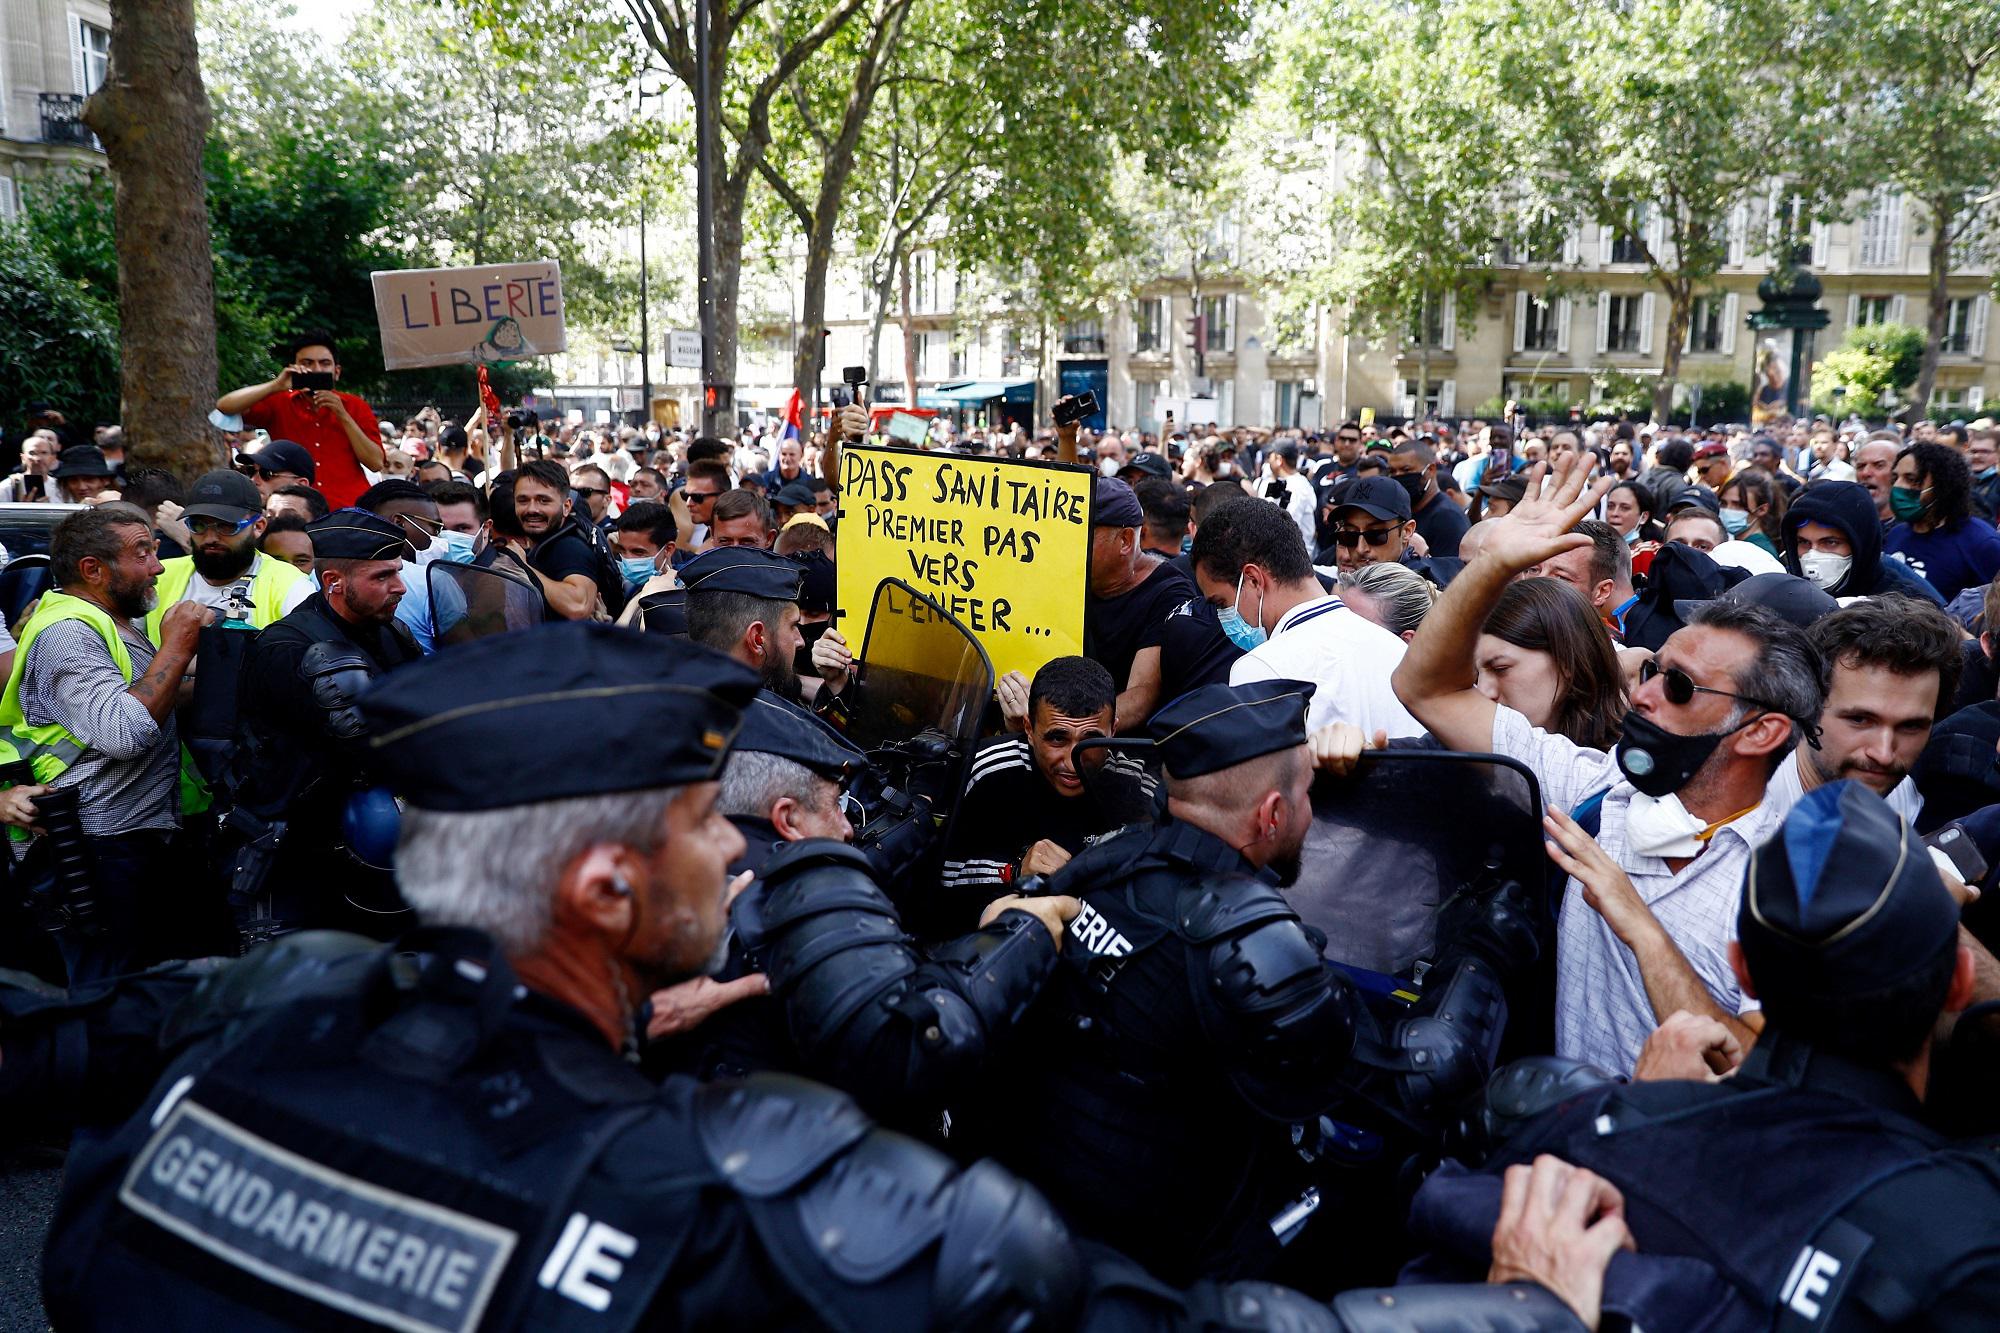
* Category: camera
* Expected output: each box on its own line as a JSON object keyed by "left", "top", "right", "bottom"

{"left": 506, "top": 408, "right": 540, "bottom": 432}
{"left": 1053, "top": 391, "right": 1099, "bottom": 428}
{"left": 291, "top": 371, "right": 335, "bottom": 393}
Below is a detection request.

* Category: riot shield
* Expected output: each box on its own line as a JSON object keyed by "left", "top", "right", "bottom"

{"left": 839, "top": 578, "right": 995, "bottom": 932}
{"left": 845, "top": 577, "right": 994, "bottom": 750}
{"left": 429, "top": 560, "right": 545, "bottom": 647}
{"left": 1292, "top": 750, "right": 1546, "bottom": 978}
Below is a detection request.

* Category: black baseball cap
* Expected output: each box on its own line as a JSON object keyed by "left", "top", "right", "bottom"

{"left": 1674, "top": 572, "right": 1836, "bottom": 630}
{"left": 183, "top": 469, "right": 263, "bottom": 523}
{"left": 1091, "top": 477, "right": 1146, "bottom": 528}
{"left": 1119, "top": 452, "right": 1173, "bottom": 481}
{"left": 237, "top": 438, "right": 318, "bottom": 483}
{"left": 1668, "top": 485, "right": 1720, "bottom": 516}
{"left": 1332, "top": 475, "right": 1412, "bottom": 523}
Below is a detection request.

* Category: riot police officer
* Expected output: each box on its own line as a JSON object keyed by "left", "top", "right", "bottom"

{"left": 225, "top": 510, "right": 423, "bottom": 940}
{"left": 955, "top": 678, "right": 1537, "bottom": 1289}
{"left": 9, "top": 622, "right": 1605, "bottom": 1333}
{"left": 1412, "top": 780, "right": 2000, "bottom": 1330}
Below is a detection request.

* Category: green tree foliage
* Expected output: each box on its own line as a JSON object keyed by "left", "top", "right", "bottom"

{"left": 0, "top": 223, "right": 121, "bottom": 427}
{"left": 1811, "top": 322, "right": 1928, "bottom": 417}
{"left": 1823, "top": 0, "right": 2000, "bottom": 418}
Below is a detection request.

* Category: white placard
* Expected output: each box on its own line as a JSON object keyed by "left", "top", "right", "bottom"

{"left": 371, "top": 261, "right": 566, "bottom": 370}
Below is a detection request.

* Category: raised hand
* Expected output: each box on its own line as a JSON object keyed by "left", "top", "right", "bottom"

{"left": 1476, "top": 455, "right": 1613, "bottom": 576}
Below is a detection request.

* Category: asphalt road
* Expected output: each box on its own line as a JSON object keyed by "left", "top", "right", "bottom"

{"left": 0, "top": 1146, "right": 60, "bottom": 1332}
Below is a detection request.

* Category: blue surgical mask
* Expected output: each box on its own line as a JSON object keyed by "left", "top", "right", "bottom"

{"left": 1180, "top": 534, "right": 1194, "bottom": 555}
{"left": 436, "top": 530, "right": 478, "bottom": 565}
{"left": 1217, "top": 571, "right": 1267, "bottom": 651}
{"left": 1622, "top": 527, "right": 1640, "bottom": 545}
{"left": 619, "top": 555, "right": 659, "bottom": 589}
{"left": 1719, "top": 507, "right": 1751, "bottom": 535}
{"left": 1980, "top": 467, "right": 1998, "bottom": 481}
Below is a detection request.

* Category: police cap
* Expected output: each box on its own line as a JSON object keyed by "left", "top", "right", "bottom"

{"left": 735, "top": 690, "right": 864, "bottom": 779}
{"left": 1740, "top": 780, "right": 1960, "bottom": 1003}
{"left": 361, "top": 623, "right": 760, "bottom": 811}
{"left": 680, "top": 546, "right": 805, "bottom": 600}
{"left": 1148, "top": 678, "right": 1317, "bottom": 780}
{"left": 307, "top": 508, "right": 414, "bottom": 561}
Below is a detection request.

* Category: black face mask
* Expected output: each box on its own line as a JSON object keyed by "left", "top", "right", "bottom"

{"left": 795, "top": 619, "right": 830, "bottom": 678}
{"left": 1614, "top": 708, "right": 1734, "bottom": 797}
{"left": 1395, "top": 471, "right": 1429, "bottom": 507}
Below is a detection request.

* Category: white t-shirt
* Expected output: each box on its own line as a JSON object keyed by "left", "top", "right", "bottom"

{"left": 1270, "top": 473, "right": 1316, "bottom": 546}
{"left": 175, "top": 553, "right": 313, "bottom": 617}
{"left": 1229, "top": 594, "right": 1424, "bottom": 739}
{"left": 1760, "top": 748, "right": 1923, "bottom": 831}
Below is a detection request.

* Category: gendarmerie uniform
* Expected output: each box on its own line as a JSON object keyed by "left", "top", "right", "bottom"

{"left": 6, "top": 624, "right": 1598, "bottom": 1333}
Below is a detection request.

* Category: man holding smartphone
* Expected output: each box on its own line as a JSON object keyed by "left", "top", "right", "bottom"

{"left": 216, "top": 329, "right": 385, "bottom": 509}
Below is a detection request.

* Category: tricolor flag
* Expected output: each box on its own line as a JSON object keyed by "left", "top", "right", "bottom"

{"left": 781, "top": 389, "right": 803, "bottom": 442}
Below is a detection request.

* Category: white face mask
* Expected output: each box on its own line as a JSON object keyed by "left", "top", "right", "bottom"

{"left": 1623, "top": 788, "right": 1711, "bottom": 860}
{"left": 1099, "top": 457, "right": 1121, "bottom": 478}
{"left": 1798, "top": 550, "right": 1852, "bottom": 592}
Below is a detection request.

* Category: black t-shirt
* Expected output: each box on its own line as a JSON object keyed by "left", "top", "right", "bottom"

{"left": 530, "top": 523, "right": 600, "bottom": 584}
{"left": 1155, "top": 595, "right": 1244, "bottom": 710}
{"left": 939, "top": 735, "right": 1153, "bottom": 931}
{"left": 1412, "top": 489, "right": 1471, "bottom": 559}
{"left": 1086, "top": 559, "right": 1195, "bottom": 689}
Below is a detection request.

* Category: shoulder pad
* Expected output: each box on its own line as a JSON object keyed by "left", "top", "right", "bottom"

{"left": 930, "top": 1158, "right": 1085, "bottom": 1327}
{"left": 693, "top": 1071, "right": 872, "bottom": 1198}
{"left": 1187, "top": 1280, "right": 1343, "bottom": 1331}
{"left": 795, "top": 1128, "right": 955, "bottom": 1281}
{"left": 1175, "top": 873, "right": 1300, "bottom": 944}
{"left": 162, "top": 931, "right": 378, "bottom": 1047}
{"left": 1331, "top": 1283, "right": 1588, "bottom": 1333}
{"left": 734, "top": 840, "right": 899, "bottom": 957}
{"left": 298, "top": 639, "right": 375, "bottom": 679}
{"left": 1485, "top": 1056, "right": 1617, "bottom": 1130}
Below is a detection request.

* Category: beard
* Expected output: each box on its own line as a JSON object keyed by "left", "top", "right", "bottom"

{"left": 760, "top": 648, "right": 801, "bottom": 700}
{"left": 107, "top": 571, "right": 155, "bottom": 620}
{"left": 1268, "top": 849, "right": 1303, "bottom": 888}
{"left": 191, "top": 538, "right": 256, "bottom": 582}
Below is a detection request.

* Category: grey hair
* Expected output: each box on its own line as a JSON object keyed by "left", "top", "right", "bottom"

{"left": 717, "top": 750, "right": 827, "bottom": 821}
{"left": 1339, "top": 563, "right": 1436, "bottom": 637}
{"left": 1685, "top": 600, "right": 1824, "bottom": 759}
{"left": 395, "top": 786, "right": 680, "bottom": 953}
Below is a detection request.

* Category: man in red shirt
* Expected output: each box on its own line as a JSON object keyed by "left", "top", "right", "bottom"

{"left": 216, "top": 329, "right": 385, "bottom": 508}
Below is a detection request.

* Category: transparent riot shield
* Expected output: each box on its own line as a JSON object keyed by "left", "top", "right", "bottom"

{"left": 1292, "top": 750, "right": 1546, "bottom": 978}
{"left": 845, "top": 577, "right": 995, "bottom": 751}
{"left": 429, "top": 559, "right": 546, "bottom": 647}
{"left": 837, "top": 579, "right": 996, "bottom": 929}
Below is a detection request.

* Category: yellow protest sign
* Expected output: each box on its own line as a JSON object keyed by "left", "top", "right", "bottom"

{"left": 836, "top": 445, "right": 1094, "bottom": 681}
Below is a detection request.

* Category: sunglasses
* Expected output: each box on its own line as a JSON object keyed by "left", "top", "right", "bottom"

{"left": 572, "top": 486, "right": 608, "bottom": 499}
{"left": 188, "top": 514, "right": 259, "bottom": 537}
{"left": 1638, "top": 659, "right": 1779, "bottom": 714}
{"left": 684, "top": 490, "right": 721, "bottom": 502}
{"left": 1332, "top": 525, "right": 1399, "bottom": 548}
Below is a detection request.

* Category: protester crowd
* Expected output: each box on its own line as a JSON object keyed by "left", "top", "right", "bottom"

{"left": 0, "top": 336, "right": 1997, "bottom": 1330}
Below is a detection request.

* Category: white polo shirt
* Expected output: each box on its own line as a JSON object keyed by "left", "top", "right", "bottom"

{"left": 1228, "top": 594, "right": 1424, "bottom": 739}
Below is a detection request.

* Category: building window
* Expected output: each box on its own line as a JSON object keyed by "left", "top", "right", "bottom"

{"left": 1688, "top": 294, "right": 1739, "bottom": 355}
{"left": 1517, "top": 295, "right": 1566, "bottom": 353}
{"left": 1854, "top": 295, "right": 1894, "bottom": 327}
{"left": 75, "top": 20, "right": 111, "bottom": 95}
{"left": 1406, "top": 292, "right": 1456, "bottom": 350}
{"left": 1134, "top": 297, "right": 1166, "bottom": 354}
{"left": 1061, "top": 317, "right": 1105, "bottom": 355}
{"left": 1274, "top": 380, "right": 1301, "bottom": 428}
{"left": 1395, "top": 378, "right": 1456, "bottom": 420}
{"left": 1601, "top": 294, "right": 1648, "bottom": 353}
{"left": 1135, "top": 379, "right": 1166, "bottom": 432}
{"left": 1001, "top": 327, "right": 1026, "bottom": 377}
{"left": 1608, "top": 229, "right": 1646, "bottom": 266}
{"left": 1944, "top": 297, "right": 1988, "bottom": 356}
{"left": 1857, "top": 189, "right": 1905, "bottom": 268}
{"left": 949, "top": 341, "right": 966, "bottom": 378}
{"left": 1202, "top": 295, "right": 1233, "bottom": 354}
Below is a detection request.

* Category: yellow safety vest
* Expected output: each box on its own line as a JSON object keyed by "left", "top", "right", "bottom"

{"left": 0, "top": 591, "right": 133, "bottom": 794}
{"left": 144, "top": 554, "right": 304, "bottom": 642}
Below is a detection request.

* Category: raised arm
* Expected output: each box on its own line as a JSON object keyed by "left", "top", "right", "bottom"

{"left": 1393, "top": 456, "right": 1611, "bottom": 752}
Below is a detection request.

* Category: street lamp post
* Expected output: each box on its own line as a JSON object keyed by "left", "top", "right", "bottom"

{"left": 695, "top": 0, "right": 725, "bottom": 437}
{"left": 638, "top": 192, "right": 652, "bottom": 427}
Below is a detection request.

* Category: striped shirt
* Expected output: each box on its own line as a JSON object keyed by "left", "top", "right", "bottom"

{"left": 939, "top": 735, "right": 1153, "bottom": 918}
{"left": 14, "top": 614, "right": 179, "bottom": 844}
{"left": 1490, "top": 704, "right": 1775, "bottom": 1075}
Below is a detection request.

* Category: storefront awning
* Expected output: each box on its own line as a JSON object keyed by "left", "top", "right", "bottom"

{"left": 918, "top": 378, "right": 1037, "bottom": 407}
